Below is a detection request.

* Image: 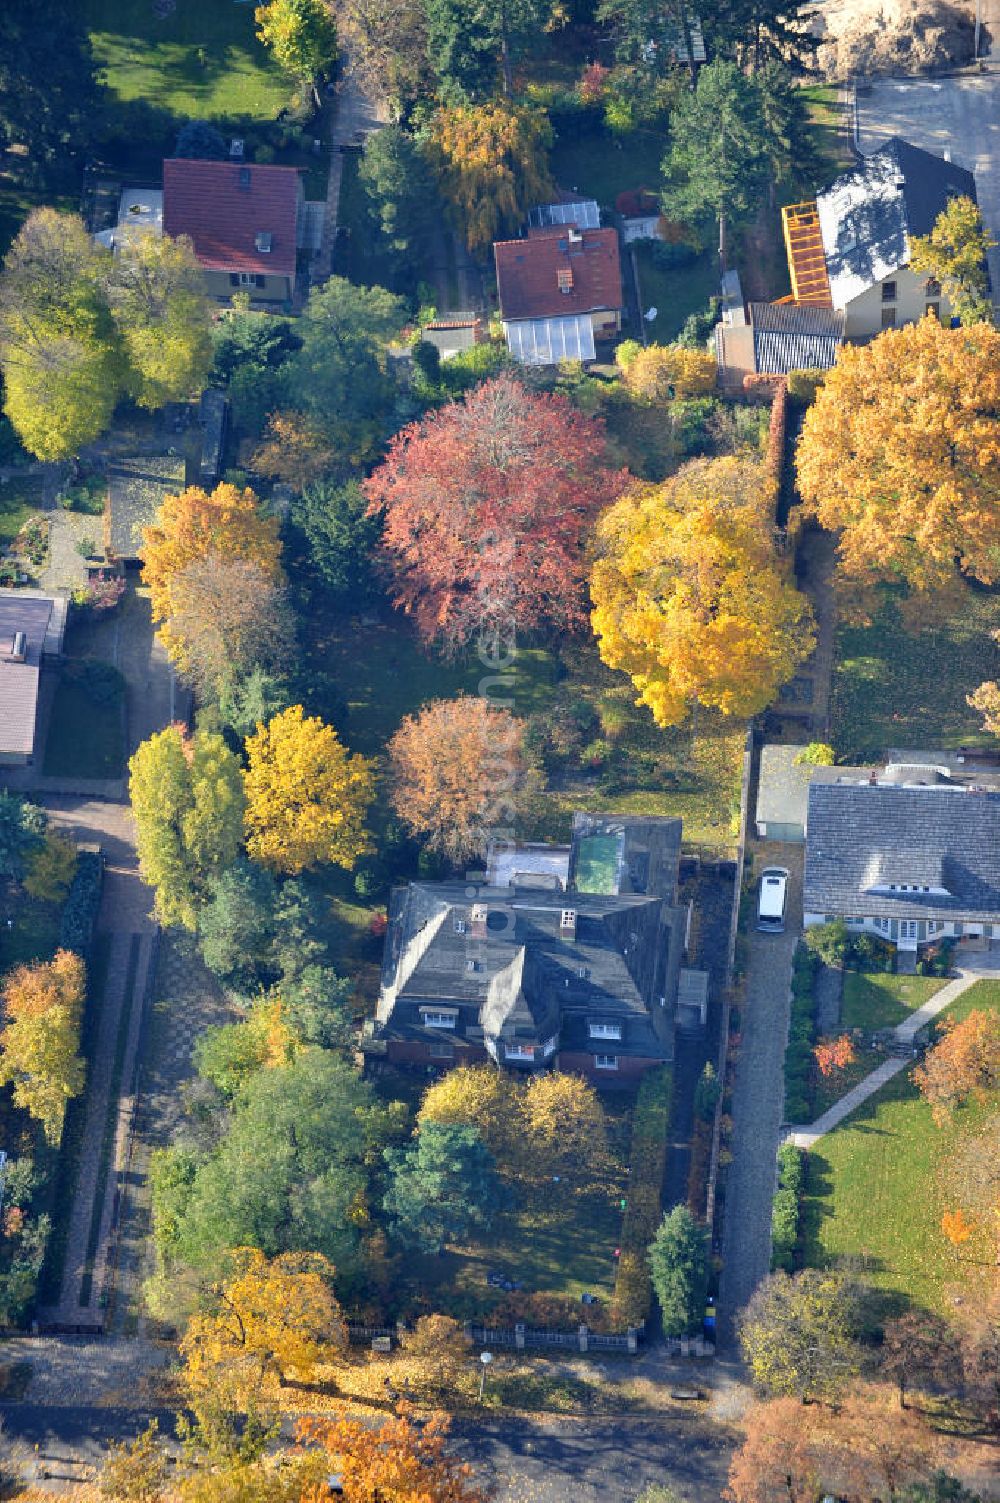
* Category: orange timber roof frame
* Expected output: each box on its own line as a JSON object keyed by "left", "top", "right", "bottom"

{"left": 781, "top": 200, "right": 833, "bottom": 306}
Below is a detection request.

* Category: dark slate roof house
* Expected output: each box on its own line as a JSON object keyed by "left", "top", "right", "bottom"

{"left": 804, "top": 770, "right": 1000, "bottom": 956}
{"left": 0, "top": 592, "right": 66, "bottom": 765}
{"left": 374, "top": 814, "right": 688, "bottom": 1081}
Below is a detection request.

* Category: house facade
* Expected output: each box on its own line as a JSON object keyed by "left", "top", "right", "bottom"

{"left": 162, "top": 158, "right": 303, "bottom": 306}
{"left": 371, "top": 814, "right": 691, "bottom": 1083}
{"left": 781, "top": 138, "right": 979, "bottom": 339}
{"left": 494, "top": 221, "right": 623, "bottom": 366}
{"left": 803, "top": 766, "right": 1000, "bottom": 955}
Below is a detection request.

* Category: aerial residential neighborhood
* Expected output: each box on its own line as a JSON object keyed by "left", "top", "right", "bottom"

{"left": 0, "top": 1, "right": 999, "bottom": 1501}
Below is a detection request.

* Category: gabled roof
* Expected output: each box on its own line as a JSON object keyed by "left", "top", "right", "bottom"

{"left": 804, "top": 780, "right": 1000, "bottom": 922}
{"left": 816, "top": 138, "right": 977, "bottom": 308}
{"left": 0, "top": 594, "right": 55, "bottom": 760}
{"left": 162, "top": 158, "right": 300, "bottom": 277}
{"left": 494, "top": 226, "right": 622, "bottom": 322}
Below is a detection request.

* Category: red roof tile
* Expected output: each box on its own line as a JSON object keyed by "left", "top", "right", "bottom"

{"left": 494, "top": 227, "right": 622, "bottom": 322}
{"left": 162, "top": 159, "right": 300, "bottom": 277}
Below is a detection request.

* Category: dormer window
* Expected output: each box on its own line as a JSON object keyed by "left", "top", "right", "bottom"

{"left": 589, "top": 1020, "right": 622, "bottom": 1041}
{"left": 506, "top": 1042, "right": 535, "bottom": 1060}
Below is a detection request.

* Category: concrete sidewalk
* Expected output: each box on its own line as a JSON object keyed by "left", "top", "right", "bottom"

{"left": 789, "top": 951, "right": 1000, "bottom": 1148}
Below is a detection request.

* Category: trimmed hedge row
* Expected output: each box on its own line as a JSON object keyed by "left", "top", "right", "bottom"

{"left": 609, "top": 1065, "right": 673, "bottom": 1329}
{"left": 59, "top": 849, "right": 104, "bottom": 955}
{"left": 770, "top": 1141, "right": 805, "bottom": 1272}
{"left": 784, "top": 944, "right": 819, "bottom": 1124}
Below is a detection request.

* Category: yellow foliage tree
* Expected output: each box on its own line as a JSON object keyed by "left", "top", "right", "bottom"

{"left": 590, "top": 457, "right": 815, "bottom": 727}
{"left": 796, "top": 318, "right": 1000, "bottom": 593}
{"left": 0, "top": 949, "right": 86, "bottom": 1144}
{"left": 107, "top": 232, "right": 213, "bottom": 410}
{"left": 425, "top": 102, "right": 553, "bottom": 253}
{"left": 522, "top": 1071, "right": 609, "bottom": 1184}
{"left": 417, "top": 1065, "right": 521, "bottom": 1163}
{"left": 141, "top": 483, "right": 283, "bottom": 669}
{"left": 243, "top": 705, "right": 376, "bottom": 874}
{"left": 617, "top": 342, "right": 718, "bottom": 401}
{"left": 397, "top": 1314, "right": 471, "bottom": 1399}
{"left": 909, "top": 194, "right": 996, "bottom": 326}
{"left": 180, "top": 1248, "right": 347, "bottom": 1457}
{"left": 251, "top": 409, "right": 337, "bottom": 489}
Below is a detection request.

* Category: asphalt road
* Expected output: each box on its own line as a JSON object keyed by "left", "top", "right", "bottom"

{"left": 0, "top": 1403, "right": 736, "bottom": 1503}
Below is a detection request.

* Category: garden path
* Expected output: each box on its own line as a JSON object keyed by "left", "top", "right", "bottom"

{"left": 315, "top": 61, "right": 387, "bottom": 283}
{"left": 788, "top": 949, "right": 1000, "bottom": 1149}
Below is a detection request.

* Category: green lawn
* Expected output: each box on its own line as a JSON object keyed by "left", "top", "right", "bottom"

{"left": 0, "top": 892, "right": 61, "bottom": 973}
{"left": 802, "top": 980, "right": 1000, "bottom": 1312}
{"left": 832, "top": 586, "right": 1000, "bottom": 759}
{"left": 550, "top": 128, "right": 665, "bottom": 214}
{"left": 81, "top": 0, "right": 290, "bottom": 120}
{"left": 841, "top": 972, "right": 946, "bottom": 1033}
{"left": 799, "top": 84, "right": 854, "bottom": 186}
{"left": 42, "top": 663, "right": 127, "bottom": 780}
{"left": 632, "top": 241, "right": 718, "bottom": 343}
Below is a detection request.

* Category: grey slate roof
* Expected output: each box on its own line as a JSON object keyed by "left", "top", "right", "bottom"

{"left": 0, "top": 594, "right": 54, "bottom": 760}
{"left": 804, "top": 780, "right": 1000, "bottom": 922}
{"left": 107, "top": 455, "right": 185, "bottom": 562}
{"left": 377, "top": 814, "right": 686, "bottom": 1060}
{"left": 817, "top": 137, "right": 977, "bottom": 308}
{"left": 748, "top": 302, "right": 844, "bottom": 376}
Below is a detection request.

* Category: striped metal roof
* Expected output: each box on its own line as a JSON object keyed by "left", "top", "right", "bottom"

{"left": 528, "top": 200, "right": 601, "bottom": 230}
{"left": 504, "top": 314, "right": 597, "bottom": 365}
{"left": 749, "top": 302, "right": 844, "bottom": 375}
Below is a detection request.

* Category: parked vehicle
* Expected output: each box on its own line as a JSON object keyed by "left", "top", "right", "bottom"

{"left": 757, "top": 867, "right": 789, "bottom": 933}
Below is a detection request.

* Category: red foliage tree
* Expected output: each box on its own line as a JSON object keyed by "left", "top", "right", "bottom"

{"left": 365, "top": 375, "right": 627, "bottom": 650}
{"left": 813, "top": 1034, "right": 856, "bottom": 1078}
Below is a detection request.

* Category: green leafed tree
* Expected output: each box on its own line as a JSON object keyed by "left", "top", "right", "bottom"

{"left": 661, "top": 59, "right": 770, "bottom": 262}
{"left": 255, "top": 0, "right": 338, "bottom": 104}
{"left": 0, "top": 792, "right": 46, "bottom": 880}
{"left": 424, "top": 0, "right": 552, "bottom": 98}
{"left": 358, "top": 126, "right": 439, "bottom": 269}
{"left": 909, "top": 195, "right": 996, "bottom": 326}
{"left": 291, "top": 478, "right": 383, "bottom": 607}
{"left": 648, "top": 1206, "right": 710, "bottom": 1337}
{"left": 283, "top": 277, "right": 407, "bottom": 468}
{"left": 383, "top": 1122, "right": 503, "bottom": 1253}
{"left": 107, "top": 233, "right": 214, "bottom": 410}
{"left": 129, "top": 726, "right": 246, "bottom": 932}
{"left": 0, "top": 0, "right": 102, "bottom": 186}
{"left": 738, "top": 1269, "right": 863, "bottom": 1402}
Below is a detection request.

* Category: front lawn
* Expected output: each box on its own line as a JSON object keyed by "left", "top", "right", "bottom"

{"left": 550, "top": 128, "right": 665, "bottom": 214}
{"left": 831, "top": 586, "right": 1000, "bottom": 759}
{"left": 0, "top": 888, "right": 61, "bottom": 973}
{"left": 81, "top": 0, "right": 290, "bottom": 120}
{"left": 841, "top": 972, "right": 946, "bottom": 1033}
{"left": 802, "top": 980, "right": 1000, "bottom": 1312}
{"left": 42, "top": 661, "right": 127, "bottom": 780}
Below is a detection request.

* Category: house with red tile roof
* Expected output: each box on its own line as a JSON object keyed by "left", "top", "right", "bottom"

{"left": 494, "top": 224, "right": 623, "bottom": 366}
{"left": 162, "top": 158, "right": 303, "bottom": 306}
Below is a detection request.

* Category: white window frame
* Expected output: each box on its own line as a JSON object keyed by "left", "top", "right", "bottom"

{"left": 899, "top": 920, "right": 919, "bottom": 941}
{"left": 238, "top": 272, "right": 258, "bottom": 288}
{"left": 589, "top": 1021, "right": 622, "bottom": 1041}
{"left": 594, "top": 1053, "right": 619, "bottom": 1071}
{"left": 505, "top": 1042, "right": 535, "bottom": 1061}
{"left": 421, "top": 1011, "right": 457, "bottom": 1030}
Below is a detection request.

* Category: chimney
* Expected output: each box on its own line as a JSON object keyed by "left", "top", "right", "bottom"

{"left": 869, "top": 770, "right": 878, "bottom": 786}
{"left": 470, "top": 903, "right": 488, "bottom": 939}
{"left": 560, "top": 907, "right": 577, "bottom": 941}
{"left": 7, "top": 631, "right": 26, "bottom": 663}
{"left": 557, "top": 266, "right": 574, "bottom": 294}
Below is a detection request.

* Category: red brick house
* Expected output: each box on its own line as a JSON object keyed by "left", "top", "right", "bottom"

{"left": 162, "top": 158, "right": 302, "bottom": 306}
{"left": 494, "top": 225, "right": 623, "bottom": 365}
{"left": 370, "top": 815, "right": 690, "bottom": 1085}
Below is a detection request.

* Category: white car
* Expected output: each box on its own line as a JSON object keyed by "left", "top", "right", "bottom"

{"left": 757, "top": 867, "right": 789, "bottom": 934}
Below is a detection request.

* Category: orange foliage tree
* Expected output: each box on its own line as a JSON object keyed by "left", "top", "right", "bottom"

{"left": 0, "top": 948, "right": 86, "bottom": 1144}
{"left": 387, "top": 697, "right": 541, "bottom": 863}
{"left": 813, "top": 1034, "right": 856, "bottom": 1078}
{"left": 251, "top": 410, "right": 337, "bottom": 489}
{"left": 424, "top": 101, "right": 553, "bottom": 252}
{"left": 141, "top": 483, "right": 283, "bottom": 669}
{"left": 913, "top": 1008, "right": 1000, "bottom": 1123}
{"left": 366, "top": 375, "right": 626, "bottom": 651}
{"left": 297, "top": 1407, "right": 485, "bottom": 1503}
{"left": 796, "top": 318, "right": 1000, "bottom": 594}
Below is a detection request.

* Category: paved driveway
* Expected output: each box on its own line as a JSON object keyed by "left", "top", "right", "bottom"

{"left": 856, "top": 70, "right": 1000, "bottom": 309}
{"left": 717, "top": 843, "right": 802, "bottom": 1344}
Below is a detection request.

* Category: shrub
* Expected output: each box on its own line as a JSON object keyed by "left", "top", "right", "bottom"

{"left": 24, "top": 832, "right": 77, "bottom": 903}
{"left": 803, "top": 919, "right": 850, "bottom": 967}
{"left": 848, "top": 932, "right": 893, "bottom": 972}
{"left": 59, "top": 849, "right": 104, "bottom": 955}
{"left": 771, "top": 1142, "right": 805, "bottom": 1272}
{"left": 786, "top": 368, "right": 826, "bottom": 406}
{"left": 794, "top": 742, "right": 835, "bottom": 765}
{"left": 784, "top": 944, "right": 818, "bottom": 1123}
{"left": 609, "top": 1066, "right": 672, "bottom": 1329}
{"left": 676, "top": 298, "right": 720, "bottom": 350}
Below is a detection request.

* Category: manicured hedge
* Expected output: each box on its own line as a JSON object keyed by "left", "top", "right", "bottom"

{"left": 609, "top": 1065, "right": 672, "bottom": 1329}
{"left": 783, "top": 944, "right": 818, "bottom": 1124}
{"left": 59, "top": 849, "right": 104, "bottom": 956}
{"left": 770, "top": 1141, "right": 805, "bottom": 1272}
